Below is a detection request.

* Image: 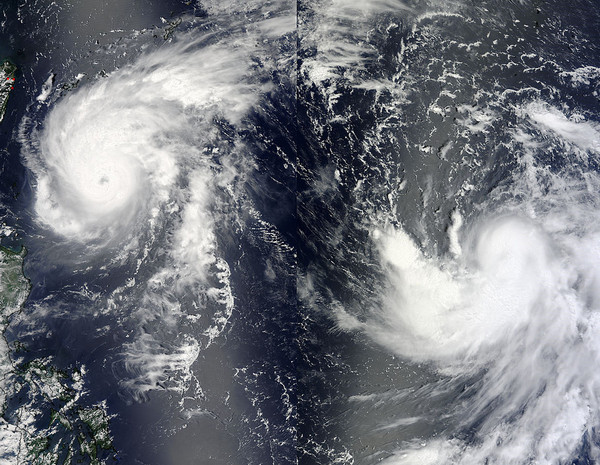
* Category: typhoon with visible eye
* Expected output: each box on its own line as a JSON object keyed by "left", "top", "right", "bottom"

{"left": 22, "top": 34, "right": 271, "bottom": 252}
{"left": 15, "top": 13, "right": 294, "bottom": 408}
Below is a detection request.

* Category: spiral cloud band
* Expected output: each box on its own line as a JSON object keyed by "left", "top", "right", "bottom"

{"left": 17, "top": 14, "right": 293, "bottom": 403}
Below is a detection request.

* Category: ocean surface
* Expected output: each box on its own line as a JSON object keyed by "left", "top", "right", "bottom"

{"left": 0, "top": 0, "right": 599, "bottom": 464}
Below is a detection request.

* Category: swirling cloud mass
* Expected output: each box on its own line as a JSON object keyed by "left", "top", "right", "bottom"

{"left": 8, "top": 0, "right": 600, "bottom": 464}
{"left": 27, "top": 36, "right": 268, "bottom": 248}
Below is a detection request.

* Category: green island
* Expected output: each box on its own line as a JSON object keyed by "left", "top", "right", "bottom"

{"left": 0, "top": 246, "right": 116, "bottom": 464}
{"left": 0, "top": 60, "right": 17, "bottom": 122}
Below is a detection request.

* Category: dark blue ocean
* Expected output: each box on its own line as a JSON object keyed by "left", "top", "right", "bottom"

{"left": 0, "top": 0, "right": 599, "bottom": 464}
